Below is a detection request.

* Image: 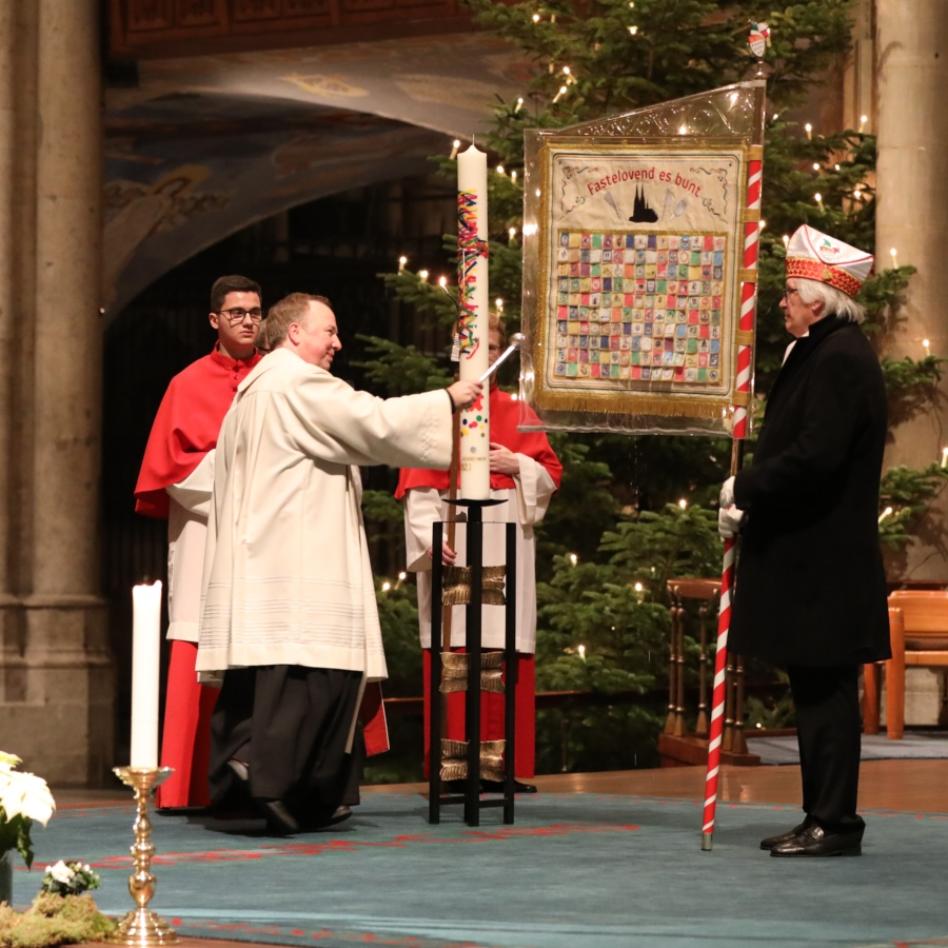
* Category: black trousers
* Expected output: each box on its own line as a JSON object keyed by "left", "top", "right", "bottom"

{"left": 787, "top": 663, "right": 864, "bottom": 833}
{"left": 210, "top": 665, "right": 364, "bottom": 825}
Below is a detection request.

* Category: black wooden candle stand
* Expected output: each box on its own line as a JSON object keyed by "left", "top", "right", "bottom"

{"left": 428, "top": 497, "right": 517, "bottom": 826}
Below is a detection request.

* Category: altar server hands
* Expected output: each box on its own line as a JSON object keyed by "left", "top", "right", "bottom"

{"left": 489, "top": 442, "right": 520, "bottom": 476}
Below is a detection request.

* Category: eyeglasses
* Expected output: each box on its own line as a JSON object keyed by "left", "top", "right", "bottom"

{"left": 219, "top": 307, "right": 263, "bottom": 323}
{"left": 783, "top": 287, "right": 800, "bottom": 305}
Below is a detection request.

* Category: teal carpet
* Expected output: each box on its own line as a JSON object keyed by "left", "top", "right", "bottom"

{"left": 14, "top": 792, "right": 948, "bottom": 947}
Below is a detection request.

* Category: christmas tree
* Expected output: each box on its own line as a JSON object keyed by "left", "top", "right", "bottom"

{"left": 363, "top": 0, "right": 946, "bottom": 775}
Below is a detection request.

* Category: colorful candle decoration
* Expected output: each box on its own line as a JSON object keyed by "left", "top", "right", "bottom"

{"left": 130, "top": 581, "right": 162, "bottom": 768}
{"left": 456, "top": 142, "right": 490, "bottom": 499}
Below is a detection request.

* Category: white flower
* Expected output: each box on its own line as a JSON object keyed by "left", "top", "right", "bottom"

{"left": 48, "top": 860, "right": 76, "bottom": 885}
{"left": 0, "top": 769, "right": 56, "bottom": 826}
{"left": 0, "top": 752, "right": 21, "bottom": 772}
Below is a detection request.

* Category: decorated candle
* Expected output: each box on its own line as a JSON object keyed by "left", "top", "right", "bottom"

{"left": 456, "top": 143, "right": 491, "bottom": 499}
{"left": 130, "top": 581, "right": 162, "bottom": 768}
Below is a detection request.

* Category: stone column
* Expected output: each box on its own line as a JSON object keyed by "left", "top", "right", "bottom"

{"left": 0, "top": 0, "right": 114, "bottom": 784}
{"left": 876, "top": 0, "right": 948, "bottom": 726}
{"left": 876, "top": 2, "right": 948, "bottom": 580}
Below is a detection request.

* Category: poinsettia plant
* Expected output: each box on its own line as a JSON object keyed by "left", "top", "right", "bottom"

{"left": 0, "top": 752, "right": 56, "bottom": 868}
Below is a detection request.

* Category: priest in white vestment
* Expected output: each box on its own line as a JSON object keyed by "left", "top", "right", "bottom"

{"left": 197, "top": 292, "right": 481, "bottom": 834}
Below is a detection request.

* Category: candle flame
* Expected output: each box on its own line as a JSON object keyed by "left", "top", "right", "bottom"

{"left": 568, "top": 552, "right": 578, "bottom": 567}
{"left": 577, "top": 644, "right": 586, "bottom": 660}
{"left": 628, "top": 24, "right": 638, "bottom": 35}
{"left": 878, "top": 506, "right": 893, "bottom": 524}
{"left": 418, "top": 269, "right": 429, "bottom": 282}
{"left": 804, "top": 122, "right": 813, "bottom": 139}
{"left": 398, "top": 255, "right": 408, "bottom": 271}
{"left": 450, "top": 139, "right": 461, "bottom": 160}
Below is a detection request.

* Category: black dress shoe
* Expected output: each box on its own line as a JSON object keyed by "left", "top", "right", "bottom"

{"left": 480, "top": 779, "right": 538, "bottom": 794}
{"left": 760, "top": 820, "right": 810, "bottom": 851}
{"left": 769, "top": 823, "right": 862, "bottom": 857}
{"left": 256, "top": 798, "right": 300, "bottom": 836}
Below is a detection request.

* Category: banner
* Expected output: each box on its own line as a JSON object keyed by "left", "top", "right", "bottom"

{"left": 521, "top": 81, "right": 766, "bottom": 436}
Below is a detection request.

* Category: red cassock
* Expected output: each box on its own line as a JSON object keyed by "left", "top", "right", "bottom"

{"left": 135, "top": 347, "right": 262, "bottom": 808}
{"left": 395, "top": 388, "right": 562, "bottom": 778}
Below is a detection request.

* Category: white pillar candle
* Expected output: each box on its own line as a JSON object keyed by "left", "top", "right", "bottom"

{"left": 456, "top": 142, "right": 491, "bottom": 499}
{"left": 130, "top": 581, "right": 162, "bottom": 768}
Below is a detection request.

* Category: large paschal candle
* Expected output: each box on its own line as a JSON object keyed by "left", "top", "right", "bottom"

{"left": 456, "top": 143, "right": 490, "bottom": 499}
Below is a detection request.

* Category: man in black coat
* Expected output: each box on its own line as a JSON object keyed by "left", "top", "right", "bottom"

{"left": 719, "top": 224, "right": 890, "bottom": 857}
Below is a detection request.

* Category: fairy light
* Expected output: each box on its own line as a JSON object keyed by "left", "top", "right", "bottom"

{"left": 814, "top": 191, "right": 823, "bottom": 210}
{"left": 628, "top": 25, "right": 639, "bottom": 36}
{"left": 496, "top": 164, "right": 506, "bottom": 176}
{"left": 853, "top": 189, "right": 862, "bottom": 201}
{"left": 677, "top": 498, "right": 687, "bottom": 510}
{"left": 508, "top": 226, "right": 517, "bottom": 244}
{"left": 859, "top": 114, "right": 868, "bottom": 132}
{"left": 531, "top": 11, "right": 540, "bottom": 23}
{"left": 495, "top": 297, "right": 505, "bottom": 312}
{"left": 782, "top": 234, "right": 790, "bottom": 250}
{"left": 438, "top": 275, "right": 449, "bottom": 290}
{"left": 922, "top": 337, "right": 931, "bottom": 355}
{"left": 889, "top": 247, "right": 899, "bottom": 269}
{"left": 514, "top": 96, "right": 524, "bottom": 113}
{"left": 381, "top": 580, "right": 392, "bottom": 593}
{"left": 812, "top": 162, "right": 821, "bottom": 172}
{"left": 633, "top": 581, "right": 645, "bottom": 603}
{"left": 759, "top": 219, "right": 767, "bottom": 232}
{"left": 398, "top": 255, "right": 408, "bottom": 272}
{"left": 394, "top": 570, "right": 407, "bottom": 589}
{"left": 577, "top": 644, "right": 587, "bottom": 661}
{"left": 568, "top": 552, "right": 578, "bottom": 567}
{"left": 553, "top": 84, "right": 568, "bottom": 103}
{"left": 418, "top": 269, "right": 429, "bottom": 282}
{"left": 449, "top": 139, "right": 461, "bottom": 160}
{"left": 804, "top": 122, "right": 813, "bottom": 140}
{"left": 878, "top": 506, "right": 893, "bottom": 524}
{"left": 834, "top": 163, "right": 841, "bottom": 172}
{"left": 510, "top": 169, "right": 518, "bottom": 184}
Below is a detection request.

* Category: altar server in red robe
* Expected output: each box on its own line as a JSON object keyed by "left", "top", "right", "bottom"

{"left": 134, "top": 274, "right": 263, "bottom": 809}
{"left": 395, "top": 316, "right": 562, "bottom": 791}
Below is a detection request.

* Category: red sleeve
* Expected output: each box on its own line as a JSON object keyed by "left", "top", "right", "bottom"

{"left": 490, "top": 391, "right": 563, "bottom": 489}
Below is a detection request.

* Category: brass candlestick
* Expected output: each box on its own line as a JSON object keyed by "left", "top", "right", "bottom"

{"left": 108, "top": 766, "right": 178, "bottom": 946}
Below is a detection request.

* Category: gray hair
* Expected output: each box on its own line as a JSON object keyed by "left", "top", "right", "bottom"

{"left": 792, "top": 278, "right": 866, "bottom": 324}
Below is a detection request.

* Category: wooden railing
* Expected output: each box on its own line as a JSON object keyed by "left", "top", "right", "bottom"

{"left": 109, "top": 0, "right": 472, "bottom": 58}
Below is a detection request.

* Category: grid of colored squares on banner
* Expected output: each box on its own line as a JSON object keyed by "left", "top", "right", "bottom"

{"left": 553, "top": 231, "right": 727, "bottom": 383}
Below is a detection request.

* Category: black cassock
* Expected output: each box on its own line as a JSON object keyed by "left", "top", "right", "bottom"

{"left": 730, "top": 314, "right": 889, "bottom": 830}
{"left": 209, "top": 665, "right": 364, "bottom": 827}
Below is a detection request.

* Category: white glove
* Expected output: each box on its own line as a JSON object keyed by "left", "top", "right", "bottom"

{"left": 718, "top": 504, "right": 744, "bottom": 539}
{"left": 719, "top": 475, "right": 736, "bottom": 509}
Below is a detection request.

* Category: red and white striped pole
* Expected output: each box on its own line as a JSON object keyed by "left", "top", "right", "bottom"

{"left": 701, "top": 152, "right": 762, "bottom": 851}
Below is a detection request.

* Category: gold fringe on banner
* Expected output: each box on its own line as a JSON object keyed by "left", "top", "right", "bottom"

{"left": 538, "top": 391, "right": 733, "bottom": 420}
{"left": 440, "top": 650, "right": 505, "bottom": 694}
{"left": 442, "top": 565, "right": 507, "bottom": 606}
{"left": 439, "top": 739, "right": 506, "bottom": 783}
